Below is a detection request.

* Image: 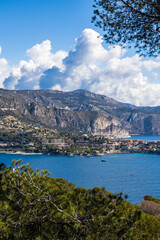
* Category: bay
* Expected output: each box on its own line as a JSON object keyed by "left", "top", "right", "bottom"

{"left": 127, "top": 135, "right": 160, "bottom": 141}
{"left": 1, "top": 152, "right": 160, "bottom": 205}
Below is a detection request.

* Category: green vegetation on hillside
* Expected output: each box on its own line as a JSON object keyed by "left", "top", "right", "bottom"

{"left": 0, "top": 160, "right": 160, "bottom": 239}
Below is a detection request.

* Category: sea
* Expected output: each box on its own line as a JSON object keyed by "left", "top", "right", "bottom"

{"left": 127, "top": 134, "right": 160, "bottom": 141}
{"left": 1, "top": 135, "right": 160, "bottom": 205}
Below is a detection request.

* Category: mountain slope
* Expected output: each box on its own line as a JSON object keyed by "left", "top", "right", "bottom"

{"left": 0, "top": 89, "right": 160, "bottom": 136}
{"left": 0, "top": 89, "right": 129, "bottom": 138}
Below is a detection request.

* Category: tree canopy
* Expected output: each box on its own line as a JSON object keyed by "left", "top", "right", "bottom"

{"left": 92, "top": 0, "right": 160, "bottom": 56}
{"left": 0, "top": 160, "right": 160, "bottom": 239}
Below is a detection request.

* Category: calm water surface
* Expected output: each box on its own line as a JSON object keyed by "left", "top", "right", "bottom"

{"left": 1, "top": 153, "right": 160, "bottom": 204}
{"left": 128, "top": 135, "right": 160, "bottom": 141}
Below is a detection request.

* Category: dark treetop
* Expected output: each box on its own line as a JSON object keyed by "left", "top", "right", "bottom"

{"left": 92, "top": 0, "right": 160, "bottom": 57}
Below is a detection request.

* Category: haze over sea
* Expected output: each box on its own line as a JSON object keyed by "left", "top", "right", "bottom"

{"left": 1, "top": 135, "right": 160, "bottom": 205}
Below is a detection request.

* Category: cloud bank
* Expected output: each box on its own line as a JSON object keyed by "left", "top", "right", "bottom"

{"left": 1, "top": 29, "right": 160, "bottom": 106}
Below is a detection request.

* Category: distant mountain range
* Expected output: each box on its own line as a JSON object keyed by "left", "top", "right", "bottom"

{"left": 0, "top": 88, "right": 160, "bottom": 138}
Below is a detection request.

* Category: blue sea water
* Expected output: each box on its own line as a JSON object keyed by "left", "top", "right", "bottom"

{"left": 128, "top": 135, "right": 160, "bottom": 141}
{"left": 1, "top": 152, "right": 160, "bottom": 205}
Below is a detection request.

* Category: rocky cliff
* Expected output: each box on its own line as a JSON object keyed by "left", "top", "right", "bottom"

{"left": 0, "top": 89, "right": 129, "bottom": 138}
{"left": 0, "top": 88, "right": 160, "bottom": 137}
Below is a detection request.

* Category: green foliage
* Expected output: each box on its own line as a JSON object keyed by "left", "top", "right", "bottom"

{"left": 0, "top": 160, "right": 160, "bottom": 239}
{"left": 92, "top": 0, "right": 160, "bottom": 56}
{"left": 144, "top": 195, "right": 160, "bottom": 204}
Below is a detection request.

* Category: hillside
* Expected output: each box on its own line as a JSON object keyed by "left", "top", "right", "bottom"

{"left": 0, "top": 88, "right": 160, "bottom": 137}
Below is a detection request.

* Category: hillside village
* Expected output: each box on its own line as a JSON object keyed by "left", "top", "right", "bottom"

{"left": 0, "top": 115, "right": 160, "bottom": 156}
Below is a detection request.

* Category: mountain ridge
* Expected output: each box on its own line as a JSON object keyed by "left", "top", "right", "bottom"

{"left": 0, "top": 89, "right": 160, "bottom": 137}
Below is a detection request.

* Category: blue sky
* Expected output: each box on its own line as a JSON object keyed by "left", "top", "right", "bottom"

{"left": 0, "top": 0, "right": 95, "bottom": 64}
{"left": 0, "top": 0, "right": 160, "bottom": 106}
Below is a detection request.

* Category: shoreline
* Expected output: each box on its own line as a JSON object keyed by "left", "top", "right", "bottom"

{"left": 0, "top": 151, "right": 43, "bottom": 155}
{"left": 0, "top": 149, "right": 160, "bottom": 157}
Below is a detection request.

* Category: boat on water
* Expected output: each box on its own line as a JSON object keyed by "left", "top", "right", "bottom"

{"left": 101, "top": 159, "right": 107, "bottom": 162}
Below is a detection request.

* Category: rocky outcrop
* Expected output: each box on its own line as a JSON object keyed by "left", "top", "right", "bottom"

{"left": 121, "top": 112, "right": 160, "bottom": 135}
{"left": 26, "top": 104, "right": 129, "bottom": 138}
{"left": 88, "top": 113, "right": 129, "bottom": 138}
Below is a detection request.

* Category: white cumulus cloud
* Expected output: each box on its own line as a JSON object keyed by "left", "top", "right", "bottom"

{"left": 3, "top": 40, "right": 67, "bottom": 90}
{"left": 0, "top": 47, "right": 10, "bottom": 88}
{"left": 40, "top": 29, "right": 160, "bottom": 106}
{"left": 1, "top": 29, "right": 160, "bottom": 106}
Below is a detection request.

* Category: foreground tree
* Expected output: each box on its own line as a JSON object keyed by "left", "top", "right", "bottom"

{"left": 92, "top": 0, "right": 160, "bottom": 56}
{"left": 0, "top": 160, "right": 160, "bottom": 239}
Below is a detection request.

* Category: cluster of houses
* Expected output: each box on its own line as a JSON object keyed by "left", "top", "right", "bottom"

{"left": 106, "top": 139, "right": 160, "bottom": 154}
{"left": 0, "top": 115, "right": 160, "bottom": 155}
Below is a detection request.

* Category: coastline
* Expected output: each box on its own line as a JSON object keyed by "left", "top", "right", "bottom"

{"left": 0, "top": 149, "right": 160, "bottom": 157}
{"left": 0, "top": 151, "right": 43, "bottom": 155}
